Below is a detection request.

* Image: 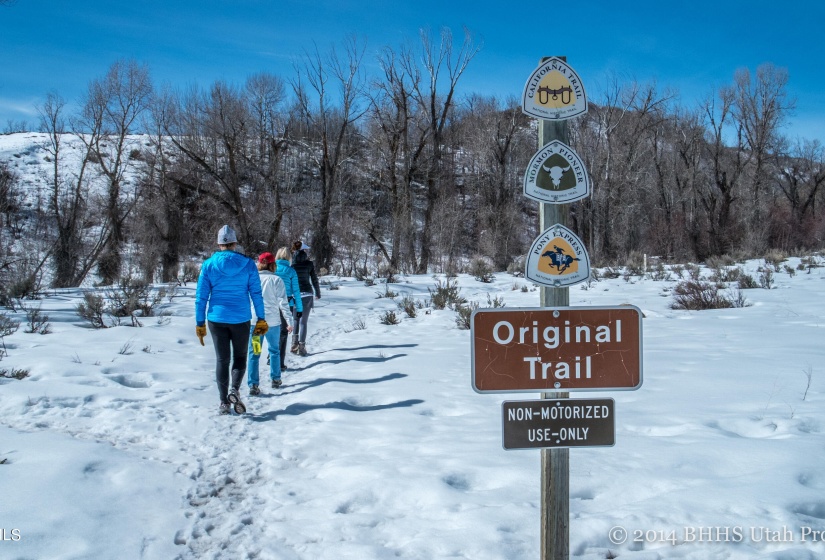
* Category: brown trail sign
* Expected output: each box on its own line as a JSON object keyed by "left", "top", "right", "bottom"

{"left": 471, "top": 306, "right": 642, "bottom": 393}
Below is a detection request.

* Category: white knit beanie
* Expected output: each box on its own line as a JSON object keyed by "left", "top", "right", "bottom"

{"left": 217, "top": 225, "right": 237, "bottom": 244}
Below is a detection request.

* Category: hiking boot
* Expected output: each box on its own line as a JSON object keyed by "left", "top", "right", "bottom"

{"left": 290, "top": 343, "right": 300, "bottom": 354}
{"left": 218, "top": 403, "right": 230, "bottom": 415}
{"left": 249, "top": 384, "right": 261, "bottom": 396}
{"left": 271, "top": 378, "right": 282, "bottom": 389}
{"left": 228, "top": 387, "right": 246, "bottom": 414}
{"left": 281, "top": 364, "right": 288, "bottom": 371}
{"left": 298, "top": 343, "right": 307, "bottom": 357}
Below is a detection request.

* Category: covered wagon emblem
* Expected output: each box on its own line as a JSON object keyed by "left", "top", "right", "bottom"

{"left": 522, "top": 57, "right": 588, "bottom": 120}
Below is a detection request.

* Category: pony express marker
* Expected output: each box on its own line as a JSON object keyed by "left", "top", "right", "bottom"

{"left": 471, "top": 306, "right": 642, "bottom": 393}
{"left": 502, "top": 398, "right": 615, "bottom": 449}
{"left": 525, "top": 223, "right": 591, "bottom": 289}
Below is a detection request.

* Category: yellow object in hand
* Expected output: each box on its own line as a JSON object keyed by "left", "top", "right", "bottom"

{"left": 252, "top": 335, "right": 262, "bottom": 356}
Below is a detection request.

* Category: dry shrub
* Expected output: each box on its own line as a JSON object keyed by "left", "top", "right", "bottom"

{"left": 469, "top": 257, "right": 494, "bottom": 283}
{"left": 428, "top": 278, "right": 465, "bottom": 310}
{"left": 397, "top": 295, "right": 417, "bottom": 318}
{"left": 0, "top": 367, "right": 29, "bottom": 380}
{"left": 379, "top": 310, "right": 400, "bottom": 325}
{"left": 454, "top": 301, "right": 479, "bottom": 329}
{"left": 671, "top": 280, "right": 741, "bottom": 310}
{"left": 763, "top": 249, "right": 787, "bottom": 268}
{"left": 737, "top": 274, "right": 759, "bottom": 289}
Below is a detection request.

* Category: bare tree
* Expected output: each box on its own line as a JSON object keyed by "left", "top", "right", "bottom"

{"left": 132, "top": 87, "right": 188, "bottom": 282}
{"left": 0, "top": 161, "right": 20, "bottom": 232}
{"left": 38, "top": 92, "right": 104, "bottom": 286}
{"left": 75, "top": 59, "right": 153, "bottom": 284}
{"left": 367, "top": 45, "right": 429, "bottom": 273}
{"left": 293, "top": 37, "right": 367, "bottom": 270}
{"left": 649, "top": 105, "right": 706, "bottom": 260}
{"left": 733, "top": 64, "right": 794, "bottom": 248}
{"left": 404, "top": 28, "right": 480, "bottom": 273}
{"left": 459, "top": 95, "right": 530, "bottom": 269}
{"left": 575, "top": 77, "right": 671, "bottom": 261}
{"left": 245, "top": 72, "right": 291, "bottom": 249}
{"left": 698, "top": 84, "right": 749, "bottom": 257}
{"left": 774, "top": 138, "right": 825, "bottom": 247}
{"left": 0, "top": 160, "right": 22, "bottom": 281}
{"left": 2, "top": 119, "right": 28, "bottom": 134}
{"left": 166, "top": 81, "right": 258, "bottom": 251}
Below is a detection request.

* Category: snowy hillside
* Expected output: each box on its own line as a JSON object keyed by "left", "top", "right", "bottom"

{"left": 1, "top": 260, "right": 825, "bottom": 559}
{"left": 0, "top": 132, "right": 145, "bottom": 196}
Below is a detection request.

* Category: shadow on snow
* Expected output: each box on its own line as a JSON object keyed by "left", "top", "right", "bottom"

{"left": 309, "top": 343, "right": 418, "bottom": 354}
{"left": 248, "top": 397, "right": 424, "bottom": 422}
{"left": 268, "top": 372, "right": 408, "bottom": 396}
{"left": 294, "top": 353, "right": 407, "bottom": 370}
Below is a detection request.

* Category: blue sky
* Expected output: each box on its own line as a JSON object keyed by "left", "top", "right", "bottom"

{"left": 1, "top": 0, "right": 823, "bottom": 142}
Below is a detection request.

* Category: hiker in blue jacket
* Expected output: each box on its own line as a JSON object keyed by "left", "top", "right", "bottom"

{"left": 274, "top": 247, "right": 303, "bottom": 371}
{"left": 195, "top": 225, "right": 269, "bottom": 415}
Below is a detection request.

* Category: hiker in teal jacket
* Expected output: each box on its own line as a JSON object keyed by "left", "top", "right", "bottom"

{"left": 274, "top": 247, "right": 302, "bottom": 371}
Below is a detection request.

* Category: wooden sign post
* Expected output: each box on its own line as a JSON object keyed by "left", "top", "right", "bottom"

{"left": 539, "top": 111, "right": 570, "bottom": 560}
{"left": 526, "top": 55, "right": 587, "bottom": 560}
{"left": 472, "top": 55, "right": 643, "bottom": 560}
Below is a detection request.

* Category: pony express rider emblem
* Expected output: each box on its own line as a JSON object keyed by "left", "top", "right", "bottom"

{"left": 524, "top": 139, "right": 590, "bottom": 204}
{"left": 526, "top": 224, "right": 591, "bottom": 288}
{"left": 522, "top": 57, "right": 588, "bottom": 120}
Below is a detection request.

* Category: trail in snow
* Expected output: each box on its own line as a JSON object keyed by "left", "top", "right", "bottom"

{"left": 2, "top": 264, "right": 825, "bottom": 559}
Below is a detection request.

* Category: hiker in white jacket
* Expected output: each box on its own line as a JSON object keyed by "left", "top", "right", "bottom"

{"left": 248, "top": 252, "right": 294, "bottom": 394}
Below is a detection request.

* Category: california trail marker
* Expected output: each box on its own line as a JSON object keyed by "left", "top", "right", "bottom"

{"left": 522, "top": 57, "right": 587, "bottom": 120}
{"left": 470, "top": 57, "right": 644, "bottom": 560}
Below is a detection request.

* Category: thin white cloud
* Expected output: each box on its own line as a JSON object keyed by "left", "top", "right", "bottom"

{"left": 0, "top": 97, "right": 39, "bottom": 116}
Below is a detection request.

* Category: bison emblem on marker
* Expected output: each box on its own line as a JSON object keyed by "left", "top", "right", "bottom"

{"left": 542, "top": 163, "right": 571, "bottom": 188}
{"left": 542, "top": 245, "right": 580, "bottom": 273}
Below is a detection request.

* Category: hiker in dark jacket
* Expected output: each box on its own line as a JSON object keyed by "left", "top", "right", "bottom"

{"left": 290, "top": 241, "right": 321, "bottom": 356}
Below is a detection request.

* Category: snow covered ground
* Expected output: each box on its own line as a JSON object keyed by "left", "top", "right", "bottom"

{"left": 1, "top": 260, "right": 825, "bottom": 559}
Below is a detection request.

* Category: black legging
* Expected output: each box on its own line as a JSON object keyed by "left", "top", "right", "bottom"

{"left": 208, "top": 320, "right": 250, "bottom": 404}
{"left": 278, "top": 310, "right": 289, "bottom": 368}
